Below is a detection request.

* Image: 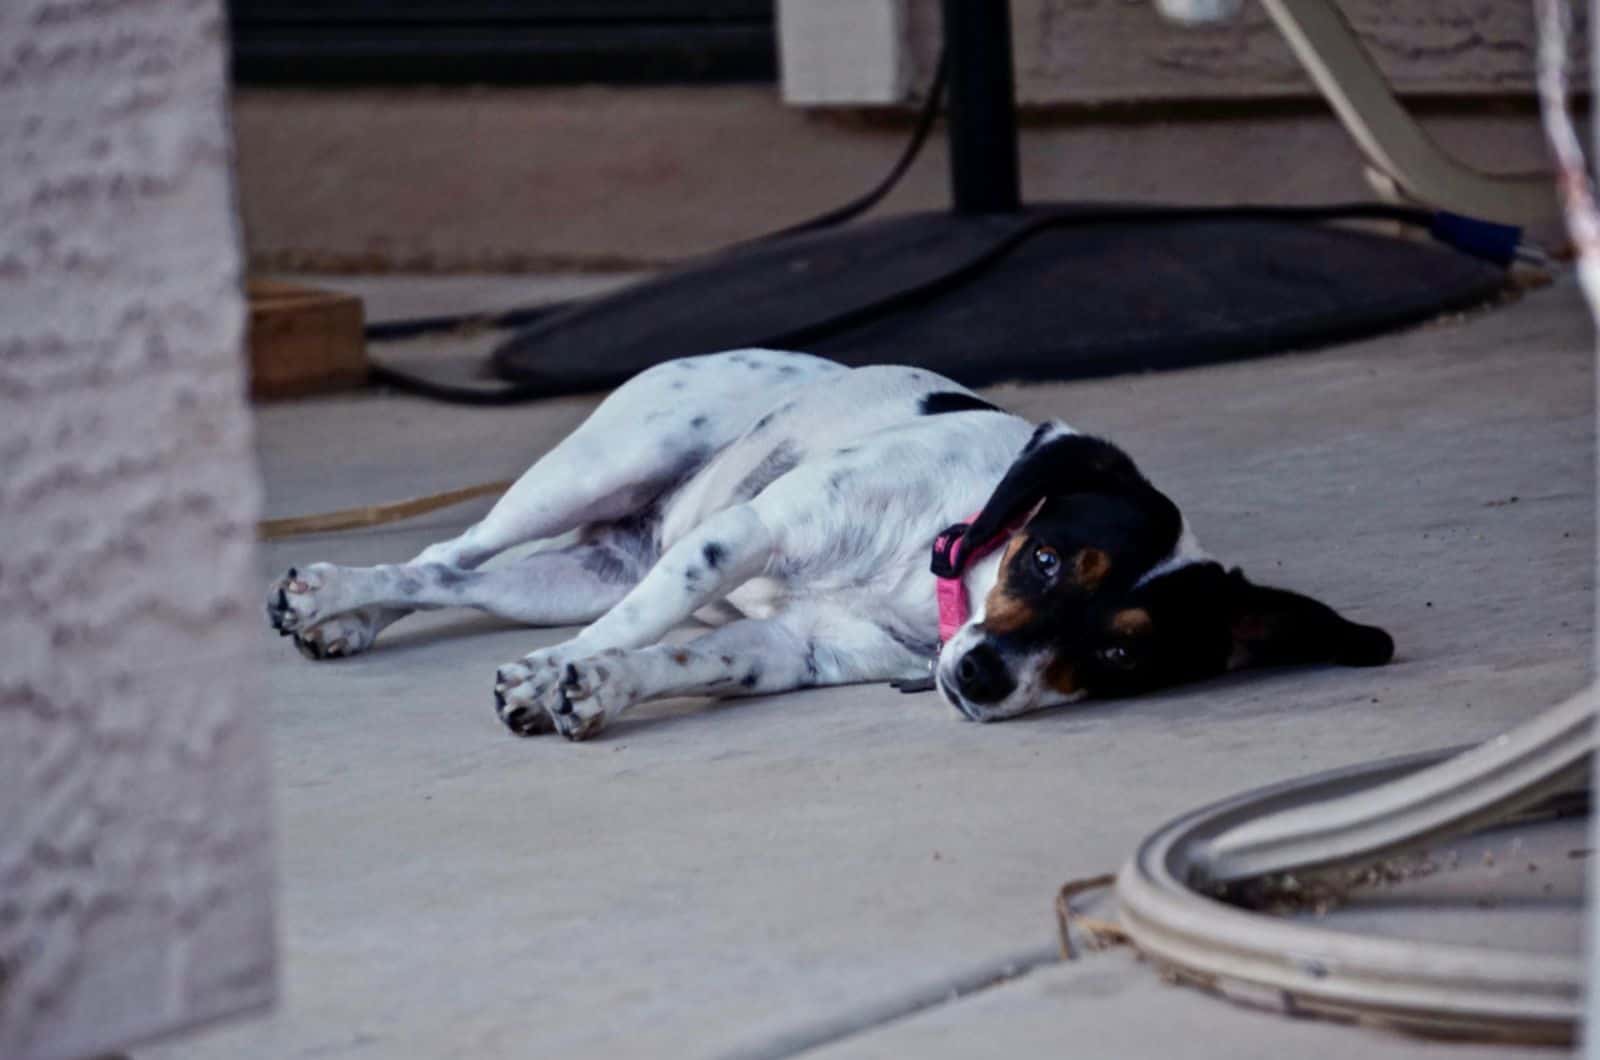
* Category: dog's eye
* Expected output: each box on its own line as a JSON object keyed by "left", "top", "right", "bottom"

{"left": 1032, "top": 546, "right": 1061, "bottom": 579}
{"left": 1099, "top": 645, "right": 1137, "bottom": 669}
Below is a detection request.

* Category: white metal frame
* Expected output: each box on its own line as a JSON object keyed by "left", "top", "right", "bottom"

{"left": 1109, "top": 0, "right": 1593, "bottom": 1043}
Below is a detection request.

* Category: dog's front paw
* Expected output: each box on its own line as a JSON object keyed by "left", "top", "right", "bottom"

{"left": 492, "top": 646, "right": 633, "bottom": 742}
{"left": 544, "top": 652, "right": 637, "bottom": 742}
{"left": 493, "top": 647, "right": 572, "bottom": 737}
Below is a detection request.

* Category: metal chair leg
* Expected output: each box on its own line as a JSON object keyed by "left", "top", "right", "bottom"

{"left": 1259, "top": 0, "right": 1560, "bottom": 227}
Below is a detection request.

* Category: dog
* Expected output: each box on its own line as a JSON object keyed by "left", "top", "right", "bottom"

{"left": 267, "top": 349, "right": 1394, "bottom": 740}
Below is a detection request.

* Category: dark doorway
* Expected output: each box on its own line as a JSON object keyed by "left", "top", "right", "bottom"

{"left": 228, "top": 1, "right": 777, "bottom": 84}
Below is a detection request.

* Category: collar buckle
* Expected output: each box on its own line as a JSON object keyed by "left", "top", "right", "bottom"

{"left": 929, "top": 522, "right": 972, "bottom": 578}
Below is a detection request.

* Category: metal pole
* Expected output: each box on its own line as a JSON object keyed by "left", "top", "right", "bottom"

{"left": 940, "top": 0, "right": 1021, "bottom": 214}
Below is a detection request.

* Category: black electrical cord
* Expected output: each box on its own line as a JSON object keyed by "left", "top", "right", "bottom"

{"left": 366, "top": 54, "right": 952, "bottom": 350}
{"left": 362, "top": 51, "right": 1504, "bottom": 406}
{"left": 367, "top": 54, "right": 950, "bottom": 402}
{"left": 369, "top": 200, "right": 1451, "bottom": 405}
{"left": 755, "top": 55, "right": 950, "bottom": 242}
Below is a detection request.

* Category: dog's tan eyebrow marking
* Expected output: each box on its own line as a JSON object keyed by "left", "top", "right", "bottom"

{"left": 1111, "top": 607, "right": 1154, "bottom": 637}
{"left": 1071, "top": 547, "right": 1112, "bottom": 590}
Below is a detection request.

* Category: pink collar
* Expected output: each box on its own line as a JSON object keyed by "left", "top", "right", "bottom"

{"left": 930, "top": 512, "right": 1018, "bottom": 644}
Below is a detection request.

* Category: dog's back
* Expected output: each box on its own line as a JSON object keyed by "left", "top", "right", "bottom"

{"left": 658, "top": 359, "right": 1028, "bottom": 552}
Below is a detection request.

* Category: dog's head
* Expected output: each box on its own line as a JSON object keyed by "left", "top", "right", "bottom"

{"left": 935, "top": 423, "right": 1394, "bottom": 721}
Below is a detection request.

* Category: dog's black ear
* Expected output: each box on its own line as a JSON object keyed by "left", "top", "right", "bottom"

{"left": 962, "top": 423, "right": 1161, "bottom": 547}
{"left": 1225, "top": 568, "right": 1394, "bottom": 669}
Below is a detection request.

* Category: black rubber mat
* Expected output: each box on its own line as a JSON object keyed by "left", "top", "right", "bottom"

{"left": 490, "top": 207, "right": 1507, "bottom": 394}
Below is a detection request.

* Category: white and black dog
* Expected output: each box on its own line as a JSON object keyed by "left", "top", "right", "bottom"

{"left": 268, "top": 349, "right": 1393, "bottom": 740}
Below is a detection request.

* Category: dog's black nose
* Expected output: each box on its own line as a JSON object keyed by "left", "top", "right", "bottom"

{"left": 954, "top": 644, "right": 1015, "bottom": 704}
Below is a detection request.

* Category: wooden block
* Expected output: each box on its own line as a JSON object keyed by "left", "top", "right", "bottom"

{"left": 247, "top": 278, "right": 368, "bottom": 400}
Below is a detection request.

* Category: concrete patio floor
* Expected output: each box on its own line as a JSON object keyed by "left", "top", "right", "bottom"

{"left": 146, "top": 277, "right": 1590, "bottom": 1059}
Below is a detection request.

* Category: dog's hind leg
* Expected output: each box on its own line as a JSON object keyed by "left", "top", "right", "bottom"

{"left": 269, "top": 518, "right": 658, "bottom": 658}
{"left": 271, "top": 351, "right": 836, "bottom": 657}
{"left": 410, "top": 352, "right": 841, "bottom": 571}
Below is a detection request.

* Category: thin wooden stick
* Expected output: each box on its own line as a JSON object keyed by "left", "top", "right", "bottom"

{"left": 257, "top": 480, "right": 513, "bottom": 540}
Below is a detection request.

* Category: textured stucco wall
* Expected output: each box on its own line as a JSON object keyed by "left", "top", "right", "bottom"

{"left": 0, "top": 2, "right": 275, "bottom": 1059}
{"left": 783, "top": 0, "right": 1578, "bottom": 104}
{"left": 906, "top": 0, "right": 1575, "bottom": 104}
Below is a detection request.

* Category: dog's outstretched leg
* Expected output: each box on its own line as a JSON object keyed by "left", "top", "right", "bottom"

{"left": 515, "top": 619, "right": 810, "bottom": 740}
{"left": 498, "top": 609, "right": 928, "bottom": 740}
{"left": 272, "top": 351, "right": 841, "bottom": 658}
{"left": 271, "top": 424, "right": 700, "bottom": 658}
{"left": 267, "top": 528, "right": 656, "bottom": 653}
{"left": 494, "top": 504, "right": 775, "bottom": 728}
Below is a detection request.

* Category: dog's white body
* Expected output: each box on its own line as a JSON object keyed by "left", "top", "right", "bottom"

{"left": 273, "top": 347, "right": 1405, "bottom": 736}
{"left": 271, "top": 349, "right": 1101, "bottom": 738}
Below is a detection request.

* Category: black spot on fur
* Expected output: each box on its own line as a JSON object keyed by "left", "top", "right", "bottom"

{"left": 920, "top": 392, "right": 1003, "bottom": 416}
{"left": 735, "top": 442, "right": 801, "bottom": 500}
{"left": 397, "top": 576, "right": 422, "bottom": 595}
{"left": 690, "top": 414, "right": 709, "bottom": 430}
{"left": 434, "top": 566, "right": 469, "bottom": 588}
{"left": 580, "top": 547, "right": 634, "bottom": 585}
{"left": 702, "top": 542, "right": 727, "bottom": 570}
{"left": 637, "top": 444, "right": 711, "bottom": 497}
{"left": 586, "top": 508, "right": 663, "bottom": 571}
{"left": 778, "top": 365, "right": 798, "bottom": 375}
{"left": 740, "top": 671, "right": 760, "bottom": 689}
{"left": 750, "top": 400, "right": 798, "bottom": 435}
{"left": 801, "top": 644, "right": 819, "bottom": 686}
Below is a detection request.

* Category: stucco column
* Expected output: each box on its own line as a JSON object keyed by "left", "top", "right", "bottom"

{"left": 0, "top": 2, "right": 275, "bottom": 1058}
